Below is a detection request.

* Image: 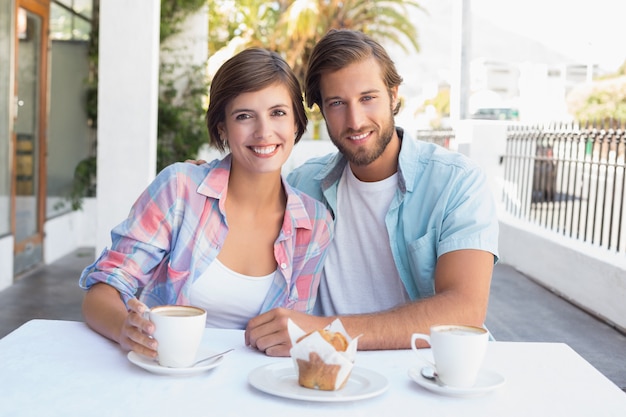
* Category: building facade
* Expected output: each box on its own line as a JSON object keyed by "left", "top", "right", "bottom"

{"left": 0, "top": 0, "right": 95, "bottom": 288}
{"left": 0, "top": 0, "right": 199, "bottom": 291}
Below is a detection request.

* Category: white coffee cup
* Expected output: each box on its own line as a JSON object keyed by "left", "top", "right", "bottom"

{"left": 411, "top": 324, "right": 489, "bottom": 388}
{"left": 149, "top": 305, "right": 207, "bottom": 368}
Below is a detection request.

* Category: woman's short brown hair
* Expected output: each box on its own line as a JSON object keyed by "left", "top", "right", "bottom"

{"left": 206, "top": 48, "right": 307, "bottom": 152}
{"left": 305, "top": 29, "right": 403, "bottom": 116}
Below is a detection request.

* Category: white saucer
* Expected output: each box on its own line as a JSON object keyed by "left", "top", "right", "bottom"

{"left": 408, "top": 366, "right": 506, "bottom": 397}
{"left": 248, "top": 362, "right": 389, "bottom": 402}
{"left": 127, "top": 346, "right": 227, "bottom": 376}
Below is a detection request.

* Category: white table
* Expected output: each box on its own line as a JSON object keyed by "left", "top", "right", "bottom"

{"left": 1, "top": 320, "right": 625, "bottom": 417}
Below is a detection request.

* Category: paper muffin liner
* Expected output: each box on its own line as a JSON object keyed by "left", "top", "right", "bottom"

{"left": 288, "top": 318, "right": 360, "bottom": 390}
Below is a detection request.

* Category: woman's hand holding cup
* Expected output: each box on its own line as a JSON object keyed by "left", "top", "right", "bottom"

{"left": 119, "top": 298, "right": 157, "bottom": 358}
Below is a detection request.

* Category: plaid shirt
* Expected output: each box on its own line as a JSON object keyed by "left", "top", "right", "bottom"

{"left": 79, "top": 155, "right": 333, "bottom": 314}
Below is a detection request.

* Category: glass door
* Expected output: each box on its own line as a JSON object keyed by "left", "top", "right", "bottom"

{"left": 13, "top": 0, "right": 49, "bottom": 276}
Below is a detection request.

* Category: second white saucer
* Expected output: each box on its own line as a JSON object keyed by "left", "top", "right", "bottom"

{"left": 408, "top": 366, "right": 506, "bottom": 397}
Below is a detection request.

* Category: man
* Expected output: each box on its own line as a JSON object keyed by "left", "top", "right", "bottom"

{"left": 245, "top": 29, "right": 499, "bottom": 357}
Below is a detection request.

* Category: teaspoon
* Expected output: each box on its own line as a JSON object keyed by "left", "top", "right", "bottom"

{"left": 193, "top": 348, "right": 234, "bottom": 366}
{"left": 420, "top": 366, "right": 446, "bottom": 387}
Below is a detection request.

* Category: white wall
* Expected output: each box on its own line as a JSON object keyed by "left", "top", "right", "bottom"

{"left": 499, "top": 215, "right": 626, "bottom": 333}
{"left": 95, "top": 1, "right": 161, "bottom": 256}
{"left": 44, "top": 198, "right": 97, "bottom": 264}
{"left": 455, "top": 119, "right": 508, "bottom": 197}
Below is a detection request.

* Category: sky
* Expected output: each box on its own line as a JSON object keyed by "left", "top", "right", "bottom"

{"left": 471, "top": 0, "right": 626, "bottom": 72}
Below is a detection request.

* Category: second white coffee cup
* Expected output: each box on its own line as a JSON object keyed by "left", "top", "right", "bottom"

{"left": 149, "top": 305, "right": 207, "bottom": 368}
{"left": 411, "top": 324, "right": 488, "bottom": 388}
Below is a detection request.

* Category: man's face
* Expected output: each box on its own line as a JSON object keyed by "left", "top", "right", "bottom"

{"left": 319, "top": 57, "right": 398, "bottom": 167}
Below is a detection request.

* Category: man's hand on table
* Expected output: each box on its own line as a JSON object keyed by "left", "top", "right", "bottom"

{"left": 245, "top": 308, "right": 333, "bottom": 357}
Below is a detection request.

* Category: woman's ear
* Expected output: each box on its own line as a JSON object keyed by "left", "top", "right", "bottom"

{"left": 217, "top": 123, "right": 227, "bottom": 145}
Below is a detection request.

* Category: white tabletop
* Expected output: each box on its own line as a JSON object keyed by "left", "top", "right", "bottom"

{"left": 1, "top": 320, "right": 624, "bottom": 417}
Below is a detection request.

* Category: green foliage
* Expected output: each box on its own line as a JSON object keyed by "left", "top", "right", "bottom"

{"left": 158, "top": 0, "right": 209, "bottom": 171}
{"left": 68, "top": 2, "right": 99, "bottom": 210}
{"left": 160, "top": 0, "right": 207, "bottom": 41}
{"left": 85, "top": 5, "right": 99, "bottom": 128}
{"left": 209, "top": 0, "right": 281, "bottom": 52}
{"left": 68, "top": 156, "right": 97, "bottom": 211}
{"left": 427, "top": 88, "right": 450, "bottom": 116}
{"left": 209, "top": 0, "right": 424, "bottom": 86}
{"left": 70, "top": 0, "right": 208, "bottom": 209}
{"left": 415, "top": 87, "right": 450, "bottom": 129}
{"left": 567, "top": 75, "right": 626, "bottom": 122}
{"left": 157, "top": 62, "right": 209, "bottom": 172}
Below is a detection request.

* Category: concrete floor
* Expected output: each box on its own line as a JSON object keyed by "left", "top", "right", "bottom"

{"left": 1, "top": 247, "right": 625, "bottom": 391}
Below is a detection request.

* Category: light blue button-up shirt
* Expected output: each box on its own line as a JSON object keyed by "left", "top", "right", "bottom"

{"left": 287, "top": 128, "right": 499, "bottom": 303}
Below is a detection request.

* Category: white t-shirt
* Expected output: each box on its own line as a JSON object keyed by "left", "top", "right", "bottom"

{"left": 316, "top": 165, "right": 409, "bottom": 315}
{"left": 190, "top": 258, "right": 274, "bottom": 329}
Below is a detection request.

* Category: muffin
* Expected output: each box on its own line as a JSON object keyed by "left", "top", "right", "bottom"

{"left": 288, "top": 319, "right": 359, "bottom": 391}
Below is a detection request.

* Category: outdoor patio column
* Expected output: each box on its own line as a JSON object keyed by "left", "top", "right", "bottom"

{"left": 449, "top": 0, "right": 471, "bottom": 125}
{"left": 95, "top": 1, "right": 161, "bottom": 255}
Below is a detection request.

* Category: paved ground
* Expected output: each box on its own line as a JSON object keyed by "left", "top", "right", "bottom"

{"left": 1, "top": 248, "right": 625, "bottom": 391}
{"left": 485, "top": 263, "right": 626, "bottom": 391}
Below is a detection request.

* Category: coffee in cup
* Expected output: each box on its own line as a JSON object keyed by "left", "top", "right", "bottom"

{"left": 411, "top": 324, "right": 488, "bottom": 388}
{"left": 149, "top": 305, "right": 207, "bottom": 368}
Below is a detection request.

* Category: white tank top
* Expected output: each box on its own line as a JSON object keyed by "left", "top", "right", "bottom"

{"left": 189, "top": 258, "right": 275, "bottom": 329}
{"left": 316, "top": 165, "right": 409, "bottom": 315}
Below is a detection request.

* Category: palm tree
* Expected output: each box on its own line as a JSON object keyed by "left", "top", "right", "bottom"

{"left": 273, "top": 0, "right": 423, "bottom": 82}
{"left": 209, "top": 0, "right": 424, "bottom": 83}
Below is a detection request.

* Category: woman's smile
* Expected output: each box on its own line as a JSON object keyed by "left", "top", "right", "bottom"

{"left": 250, "top": 144, "right": 279, "bottom": 156}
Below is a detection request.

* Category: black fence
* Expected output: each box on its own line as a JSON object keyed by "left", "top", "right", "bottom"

{"left": 502, "top": 120, "right": 626, "bottom": 253}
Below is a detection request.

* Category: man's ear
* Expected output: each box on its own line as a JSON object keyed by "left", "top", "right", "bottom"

{"left": 391, "top": 86, "right": 399, "bottom": 106}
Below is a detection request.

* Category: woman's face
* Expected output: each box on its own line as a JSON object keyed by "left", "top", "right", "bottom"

{"left": 219, "top": 83, "right": 298, "bottom": 176}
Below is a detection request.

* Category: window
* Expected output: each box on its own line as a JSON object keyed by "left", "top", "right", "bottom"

{"left": 0, "top": 0, "right": 12, "bottom": 236}
{"left": 50, "top": 0, "right": 92, "bottom": 41}
{"left": 47, "top": 0, "right": 94, "bottom": 217}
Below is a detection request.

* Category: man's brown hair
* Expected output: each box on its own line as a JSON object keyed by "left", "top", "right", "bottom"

{"left": 305, "top": 29, "right": 403, "bottom": 116}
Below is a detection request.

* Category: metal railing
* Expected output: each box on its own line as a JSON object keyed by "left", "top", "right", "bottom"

{"left": 502, "top": 120, "right": 626, "bottom": 253}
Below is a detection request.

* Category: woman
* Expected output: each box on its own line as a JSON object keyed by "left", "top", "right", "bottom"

{"left": 79, "top": 48, "right": 333, "bottom": 359}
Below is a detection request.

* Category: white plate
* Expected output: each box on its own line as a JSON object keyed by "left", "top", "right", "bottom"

{"left": 127, "top": 346, "right": 227, "bottom": 376}
{"left": 408, "top": 366, "right": 506, "bottom": 397}
{"left": 248, "top": 362, "right": 389, "bottom": 402}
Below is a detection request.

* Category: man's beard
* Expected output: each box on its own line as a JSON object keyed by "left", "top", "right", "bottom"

{"left": 328, "top": 113, "right": 395, "bottom": 166}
